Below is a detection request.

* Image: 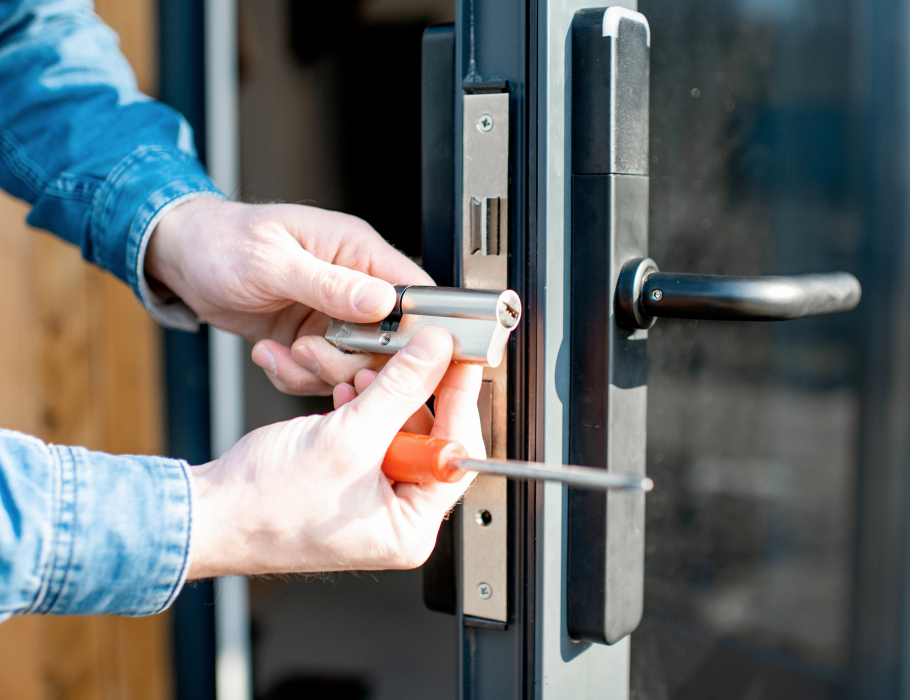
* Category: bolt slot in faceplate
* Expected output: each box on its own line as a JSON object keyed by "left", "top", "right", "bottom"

{"left": 470, "top": 197, "right": 503, "bottom": 256}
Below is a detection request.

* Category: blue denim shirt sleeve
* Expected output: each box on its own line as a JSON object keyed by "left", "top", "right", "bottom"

{"left": 0, "top": 429, "right": 193, "bottom": 619}
{"left": 0, "top": 0, "right": 225, "bottom": 331}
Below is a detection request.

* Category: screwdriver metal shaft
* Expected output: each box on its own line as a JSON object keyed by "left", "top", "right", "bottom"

{"left": 455, "top": 458, "right": 653, "bottom": 492}
{"left": 381, "top": 432, "right": 653, "bottom": 493}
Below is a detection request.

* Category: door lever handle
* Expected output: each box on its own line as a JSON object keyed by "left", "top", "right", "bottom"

{"left": 615, "top": 257, "right": 862, "bottom": 329}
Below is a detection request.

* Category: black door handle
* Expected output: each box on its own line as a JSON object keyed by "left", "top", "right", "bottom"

{"left": 615, "top": 257, "right": 862, "bottom": 329}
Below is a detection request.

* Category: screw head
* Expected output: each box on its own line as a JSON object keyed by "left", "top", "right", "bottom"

{"left": 476, "top": 582, "right": 493, "bottom": 600}
{"left": 650, "top": 289, "right": 663, "bottom": 302}
{"left": 477, "top": 114, "right": 494, "bottom": 132}
{"left": 379, "top": 332, "right": 392, "bottom": 345}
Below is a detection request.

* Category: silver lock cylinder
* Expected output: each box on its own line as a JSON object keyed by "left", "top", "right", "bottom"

{"left": 324, "top": 286, "right": 522, "bottom": 368}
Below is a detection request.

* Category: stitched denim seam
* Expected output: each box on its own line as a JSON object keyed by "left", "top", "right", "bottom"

{"left": 24, "top": 441, "right": 60, "bottom": 613}
{"left": 34, "top": 445, "right": 77, "bottom": 614}
{"left": 42, "top": 446, "right": 77, "bottom": 614}
{"left": 45, "top": 173, "right": 103, "bottom": 203}
{"left": 0, "top": 129, "right": 50, "bottom": 197}
{"left": 91, "top": 145, "right": 193, "bottom": 273}
{"left": 90, "top": 146, "right": 146, "bottom": 271}
{"left": 155, "top": 459, "right": 193, "bottom": 613}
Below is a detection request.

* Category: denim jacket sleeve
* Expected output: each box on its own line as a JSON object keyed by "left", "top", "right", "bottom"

{"left": 0, "top": 0, "right": 225, "bottom": 332}
{"left": 0, "top": 429, "right": 193, "bottom": 619}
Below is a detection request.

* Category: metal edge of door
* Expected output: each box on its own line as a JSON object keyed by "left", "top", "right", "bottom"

{"left": 535, "top": 2, "right": 639, "bottom": 699}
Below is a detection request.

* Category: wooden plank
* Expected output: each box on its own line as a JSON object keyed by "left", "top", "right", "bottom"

{"left": 86, "top": 269, "right": 164, "bottom": 457}
{"left": 94, "top": 0, "right": 158, "bottom": 95}
{"left": 0, "top": 196, "right": 40, "bottom": 436}
{"left": 43, "top": 616, "right": 106, "bottom": 700}
{"left": 0, "top": 617, "right": 44, "bottom": 700}
{"left": 31, "top": 230, "right": 96, "bottom": 448}
{"left": 110, "top": 614, "right": 174, "bottom": 700}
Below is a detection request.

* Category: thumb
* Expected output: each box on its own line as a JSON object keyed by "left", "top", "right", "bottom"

{"left": 341, "top": 326, "right": 453, "bottom": 441}
{"left": 283, "top": 249, "right": 397, "bottom": 322}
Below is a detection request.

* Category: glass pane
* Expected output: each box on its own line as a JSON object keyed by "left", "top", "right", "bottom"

{"left": 630, "top": 0, "right": 899, "bottom": 696}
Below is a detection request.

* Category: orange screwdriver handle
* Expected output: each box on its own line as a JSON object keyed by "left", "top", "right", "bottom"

{"left": 382, "top": 432, "right": 469, "bottom": 484}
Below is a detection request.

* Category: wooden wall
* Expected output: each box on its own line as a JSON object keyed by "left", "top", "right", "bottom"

{"left": 0, "top": 1, "right": 174, "bottom": 698}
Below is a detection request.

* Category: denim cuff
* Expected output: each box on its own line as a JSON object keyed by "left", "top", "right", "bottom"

{"left": 92, "top": 145, "right": 224, "bottom": 332}
{"left": 134, "top": 191, "right": 221, "bottom": 332}
{"left": 30, "top": 446, "right": 193, "bottom": 617}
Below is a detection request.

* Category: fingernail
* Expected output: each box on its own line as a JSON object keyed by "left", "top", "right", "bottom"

{"left": 402, "top": 327, "right": 450, "bottom": 362}
{"left": 353, "top": 280, "right": 394, "bottom": 316}
{"left": 293, "top": 344, "right": 319, "bottom": 375}
{"left": 252, "top": 344, "right": 276, "bottom": 376}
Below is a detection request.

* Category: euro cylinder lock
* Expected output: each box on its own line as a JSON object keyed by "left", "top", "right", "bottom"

{"left": 325, "top": 285, "right": 522, "bottom": 367}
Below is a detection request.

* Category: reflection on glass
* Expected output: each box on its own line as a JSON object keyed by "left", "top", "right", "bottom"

{"left": 633, "top": 0, "right": 863, "bottom": 696}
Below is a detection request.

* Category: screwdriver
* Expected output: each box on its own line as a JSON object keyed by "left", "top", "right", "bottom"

{"left": 383, "top": 432, "right": 653, "bottom": 492}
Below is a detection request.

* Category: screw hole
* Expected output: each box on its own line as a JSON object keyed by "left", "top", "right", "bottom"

{"left": 379, "top": 333, "right": 392, "bottom": 346}
{"left": 476, "top": 509, "right": 493, "bottom": 526}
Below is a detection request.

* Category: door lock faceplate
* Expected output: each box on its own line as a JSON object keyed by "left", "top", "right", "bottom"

{"left": 460, "top": 83, "right": 511, "bottom": 624}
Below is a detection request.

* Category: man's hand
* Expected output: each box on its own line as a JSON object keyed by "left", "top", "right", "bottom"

{"left": 145, "top": 198, "right": 433, "bottom": 395}
{"left": 187, "top": 327, "right": 484, "bottom": 578}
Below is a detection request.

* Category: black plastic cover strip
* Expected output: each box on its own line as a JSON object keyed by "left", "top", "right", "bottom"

{"left": 420, "top": 23, "right": 457, "bottom": 615}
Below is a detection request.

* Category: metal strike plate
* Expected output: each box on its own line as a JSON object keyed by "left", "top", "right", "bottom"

{"left": 325, "top": 287, "right": 521, "bottom": 368}
{"left": 460, "top": 84, "right": 510, "bottom": 624}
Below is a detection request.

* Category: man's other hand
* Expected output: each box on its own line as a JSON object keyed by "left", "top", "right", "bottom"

{"left": 186, "top": 327, "right": 484, "bottom": 578}
{"left": 145, "top": 198, "right": 433, "bottom": 395}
